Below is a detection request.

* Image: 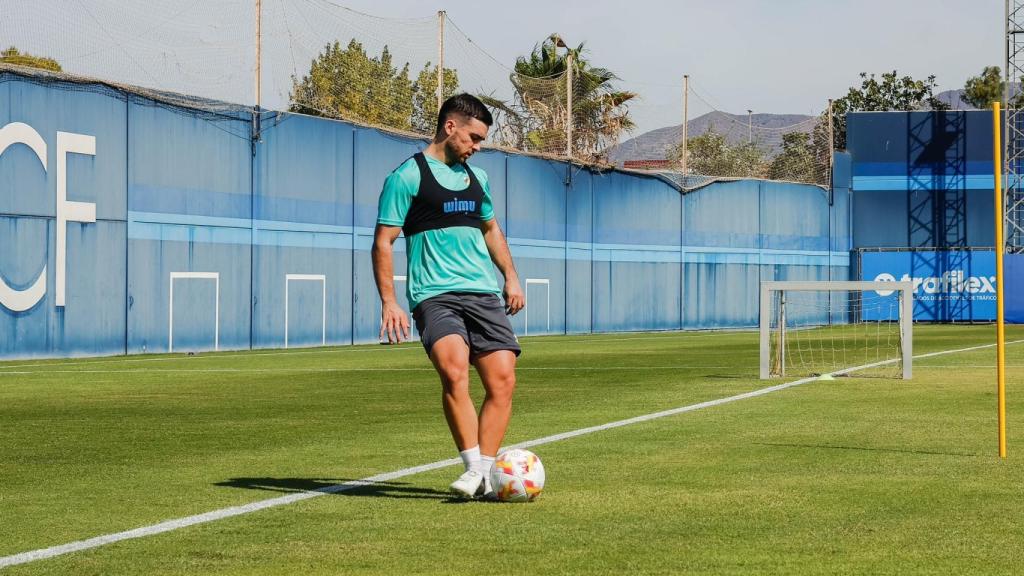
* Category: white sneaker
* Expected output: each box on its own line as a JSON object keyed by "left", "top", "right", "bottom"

{"left": 449, "top": 469, "right": 484, "bottom": 498}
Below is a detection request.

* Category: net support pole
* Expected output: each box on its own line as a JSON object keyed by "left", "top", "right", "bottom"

{"left": 681, "top": 75, "right": 689, "bottom": 178}
{"left": 437, "top": 11, "right": 445, "bottom": 113}
{"left": 566, "top": 51, "right": 573, "bottom": 159}
{"left": 827, "top": 98, "right": 834, "bottom": 205}
{"left": 255, "top": 0, "right": 261, "bottom": 110}
{"left": 994, "top": 101, "right": 1008, "bottom": 459}
{"left": 251, "top": 0, "right": 263, "bottom": 144}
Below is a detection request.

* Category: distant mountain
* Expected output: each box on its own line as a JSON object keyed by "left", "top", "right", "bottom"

{"left": 607, "top": 111, "right": 815, "bottom": 166}
{"left": 607, "top": 89, "right": 989, "bottom": 167}
{"left": 935, "top": 89, "right": 972, "bottom": 110}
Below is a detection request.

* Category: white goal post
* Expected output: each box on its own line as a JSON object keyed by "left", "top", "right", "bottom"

{"left": 759, "top": 280, "right": 914, "bottom": 380}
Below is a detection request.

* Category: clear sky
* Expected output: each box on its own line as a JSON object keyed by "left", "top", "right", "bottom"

{"left": 3, "top": 0, "right": 1006, "bottom": 137}
{"left": 394, "top": 0, "right": 1004, "bottom": 132}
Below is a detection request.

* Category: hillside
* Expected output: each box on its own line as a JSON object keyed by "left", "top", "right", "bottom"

{"left": 607, "top": 111, "right": 815, "bottom": 166}
{"left": 607, "top": 89, "right": 980, "bottom": 167}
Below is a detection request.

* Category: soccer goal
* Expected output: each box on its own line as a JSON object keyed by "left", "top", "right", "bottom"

{"left": 759, "top": 280, "right": 914, "bottom": 380}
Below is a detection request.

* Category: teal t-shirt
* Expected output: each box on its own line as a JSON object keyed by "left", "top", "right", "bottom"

{"left": 377, "top": 154, "right": 501, "bottom": 309}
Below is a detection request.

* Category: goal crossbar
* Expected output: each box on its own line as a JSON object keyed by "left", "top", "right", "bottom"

{"left": 759, "top": 280, "right": 914, "bottom": 380}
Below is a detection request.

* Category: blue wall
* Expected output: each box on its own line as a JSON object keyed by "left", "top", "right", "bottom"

{"left": 1008, "top": 255, "right": 1024, "bottom": 323}
{"left": 0, "top": 71, "right": 850, "bottom": 358}
{"left": 127, "top": 102, "right": 254, "bottom": 353}
{"left": 848, "top": 110, "right": 996, "bottom": 249}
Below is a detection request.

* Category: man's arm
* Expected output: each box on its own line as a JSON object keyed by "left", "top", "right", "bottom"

{"left": 480, "top": 218, "right": 524, "bottom": 315}
{"left": 372, "top": 224, "right": 411, "bottom": 343}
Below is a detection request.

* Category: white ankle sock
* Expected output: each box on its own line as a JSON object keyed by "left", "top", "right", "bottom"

{"left": 459, "top": 446, "right": 481, "bottom": 472}
{"left": 477, "top": 454, "right": 496, "bottom": 491}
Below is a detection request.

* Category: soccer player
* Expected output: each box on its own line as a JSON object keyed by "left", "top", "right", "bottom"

{"left": 372, "top": 93, "right": 525, "bottom": 499}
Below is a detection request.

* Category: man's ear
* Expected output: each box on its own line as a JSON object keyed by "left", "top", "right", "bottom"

{"left": 444, "top": 118, "right": 458, "bottom": 136}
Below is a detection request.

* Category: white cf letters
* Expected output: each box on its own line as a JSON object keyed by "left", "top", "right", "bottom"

{"left": 0, "top": 122, "right": 96, "bottom": 312}
{"left": 56, "top": 131, "right": 97, "bottom": 306}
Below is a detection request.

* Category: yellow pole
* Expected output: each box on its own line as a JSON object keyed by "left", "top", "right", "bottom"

{"left": 993, "top": 101, "right": 1007, "bottom": 459}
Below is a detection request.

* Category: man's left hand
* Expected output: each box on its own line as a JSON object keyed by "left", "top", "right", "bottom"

{"left": 504, "top": 281, "right": 525, "bottom": 316}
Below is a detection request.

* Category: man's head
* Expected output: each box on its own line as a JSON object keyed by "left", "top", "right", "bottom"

{"left": 434, "top": 93, "right": 493, "bottom": 163}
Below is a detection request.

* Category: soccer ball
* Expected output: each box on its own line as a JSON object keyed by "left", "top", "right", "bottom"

{"left": 490, "top": 448, "right": 545, "bottom": 502}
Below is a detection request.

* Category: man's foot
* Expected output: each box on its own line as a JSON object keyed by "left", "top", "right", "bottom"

{"left": 449, "top": 469, "right": 484, "bottom": 498}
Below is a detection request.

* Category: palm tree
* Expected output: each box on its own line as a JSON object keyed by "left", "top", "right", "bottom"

{"left": 481, "top": 36, "right": 636, "bottom": 162}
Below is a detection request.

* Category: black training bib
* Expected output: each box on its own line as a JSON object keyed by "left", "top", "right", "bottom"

{"left": 402, "top": 153, "right": 486, "bottom": 237}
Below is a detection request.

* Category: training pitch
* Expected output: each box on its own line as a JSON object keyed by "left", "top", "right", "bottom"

{"left": 2, "top": 325, "right": 1023, "bottom": 575}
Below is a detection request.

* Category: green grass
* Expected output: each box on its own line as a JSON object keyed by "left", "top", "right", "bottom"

{"left": 2, "top": 325, "right": 1024, "bottom": 575}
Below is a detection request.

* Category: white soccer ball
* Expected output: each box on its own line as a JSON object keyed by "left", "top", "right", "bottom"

{"left": 490, "top": 448, "right": 545, "bottom": 502}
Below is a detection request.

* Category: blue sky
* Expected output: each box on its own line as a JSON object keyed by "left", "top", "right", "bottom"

{"left": 4, "top": 0, "right": 1005, "bottom": 136}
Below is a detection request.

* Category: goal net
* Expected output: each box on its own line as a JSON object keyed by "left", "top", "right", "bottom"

{"left": 759, "top": 281, "right": 914, "bottom": 380}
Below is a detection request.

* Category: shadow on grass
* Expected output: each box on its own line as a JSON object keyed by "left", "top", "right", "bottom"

{"left": 754, "top": 442, "right": 982, "bottom": 458}
{"left": 215, "top": 477, "right": 472, "bottom": 502}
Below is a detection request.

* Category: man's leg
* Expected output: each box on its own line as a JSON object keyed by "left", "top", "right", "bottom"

{"left": 430, "top": 333, "right": 487, "bottom": 497}
{"left": 473, "top": 350, "right": 517, "bottom": 454}
{"left": 473, "top": 349, "right": 517, "bottom": 493}
{"left": 429, "top": 333, "right": 476, "bottom": 451}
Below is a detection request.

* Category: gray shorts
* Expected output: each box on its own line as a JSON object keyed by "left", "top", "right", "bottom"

{"left": 412, "top": 292, "right": 521, "bottom": 358}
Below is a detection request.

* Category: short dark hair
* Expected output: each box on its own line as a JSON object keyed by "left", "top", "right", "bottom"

{"left": 436, "top": 93, "right": 493, "bottom": 134}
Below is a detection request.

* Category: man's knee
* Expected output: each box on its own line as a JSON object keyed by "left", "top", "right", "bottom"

{"left": 483, "top": 369, "right": 516, "bottom": 402}
{"left": 437, "top": 361, "right": 470, "bottom": 390}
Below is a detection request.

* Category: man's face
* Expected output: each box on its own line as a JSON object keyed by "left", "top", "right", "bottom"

{"left": 443, "top": 115, "right": 488, "bottom": 162}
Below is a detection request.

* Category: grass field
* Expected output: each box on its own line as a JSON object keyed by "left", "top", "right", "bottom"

{"left": 2, "top": 324, "right": 1024, "bottom": 575}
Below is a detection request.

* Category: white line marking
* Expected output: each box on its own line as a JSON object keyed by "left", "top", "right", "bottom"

{"left": 0, "top": 332, "right": 741, "bottom": 371}
{"left": 7, "top": 361, "right": 1022, "bottom": 377}
{"left": 0, "top": 459, "right": 461, "bottom": 569}
{"left": 0, "top": 339, "right": 1020, "bottom": 569}
{"left": 284, "top": 274, "right": 327, "bottom": 348}
{"left": 169, "top": 272, "right": 220, "bottom": 353}
{"left": 0, "top": 366, "right": 751, "bottom": 376}
{"left": 5, "top": 337, "right": 1020, "bottom": 376}
{"left": 524, "top": 278, "right": 550, "bottom": 336}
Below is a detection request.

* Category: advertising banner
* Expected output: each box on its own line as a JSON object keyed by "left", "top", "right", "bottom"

{"left": 859, "top": 251, "right": 996, "bottom": 321}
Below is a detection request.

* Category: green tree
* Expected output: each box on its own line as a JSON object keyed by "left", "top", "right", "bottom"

{"left": 675, "top": 128, "right": 729, "bottom": 175}
{"left": 730, "top": 142, "right": 769, "bottom": 179}
{"left": 1, "top": 46, "right": 61, "bottom": 72}
{"left": 768, "top": 132, "right": 817, "bottom": 183}
{"left": 481, "top": 36, "right": 636, "bottom": 161}
{"left": 290, "top": 40, "right": 417, "bottom": 131}
{"left": 672, "top": 125, "right": 768, "bottom": 178}
{"left": 830, "top": 71, "right": 950, "bottom": 149}
{"left": 411, "top": 62, "right": 459, "bottom": 134}
{"left": 963, "top": 66, "right": 1004, "bottom": 109}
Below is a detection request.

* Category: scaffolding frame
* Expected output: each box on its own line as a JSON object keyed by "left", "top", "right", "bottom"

{"left": 1005, "top": 0, "right": 1024, "bottom": 253}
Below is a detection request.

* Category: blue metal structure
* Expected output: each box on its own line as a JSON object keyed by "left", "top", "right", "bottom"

{"left": 848, "top": 110, "right": 1023, "bottom": 322}
{"left": 848, "top": 111, "right": 995, "bottom": 249}
{"left": 0, "top": 70, "right": 850, "bottom": 358}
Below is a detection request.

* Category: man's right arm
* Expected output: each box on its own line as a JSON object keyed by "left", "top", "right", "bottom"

{"left": 374, "top": 163, "right": 416, "bottom": 343}
{"left": 372, "top": 223, "right": 411, "bottom": 344}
